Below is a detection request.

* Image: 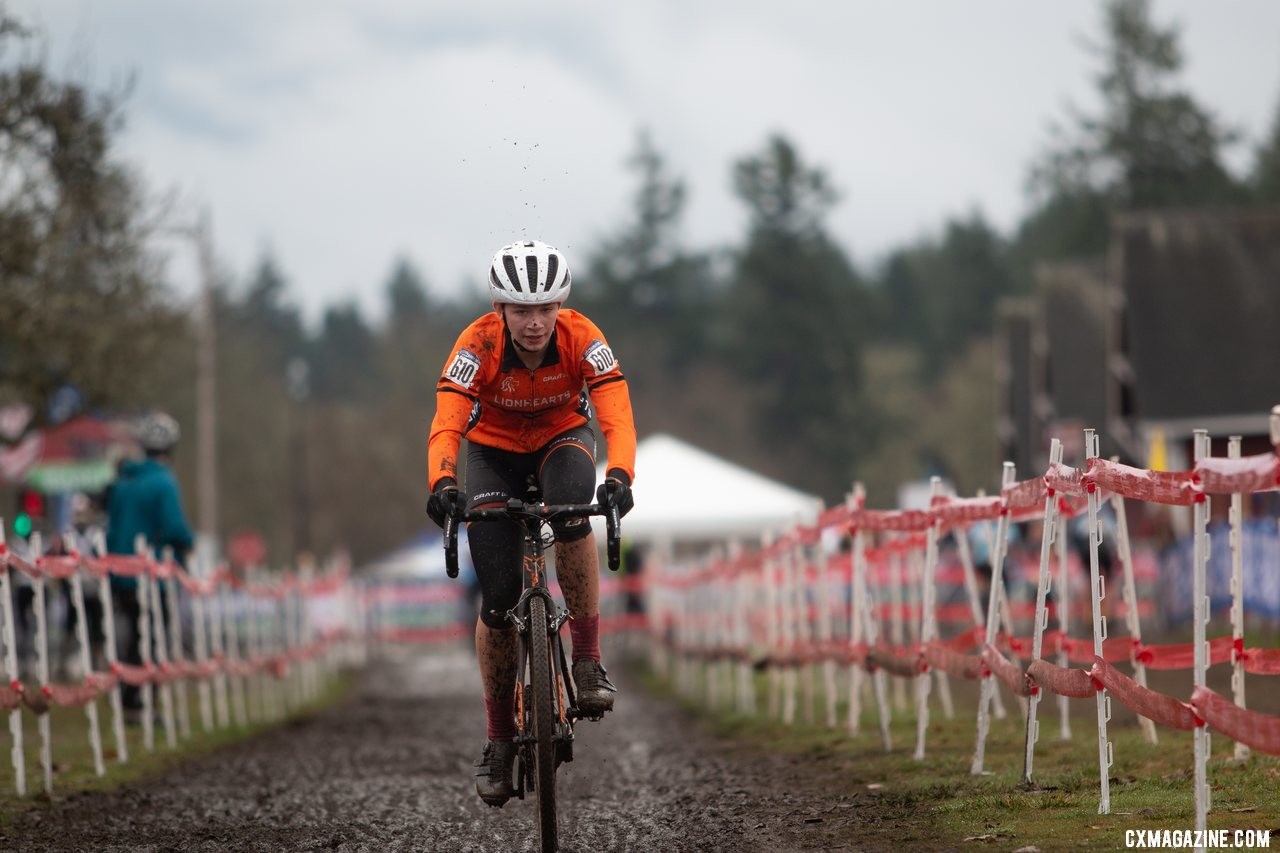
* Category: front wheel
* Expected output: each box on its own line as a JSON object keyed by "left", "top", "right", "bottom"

{"left": 527, "top": 594, "right": 558, "bottom": 852}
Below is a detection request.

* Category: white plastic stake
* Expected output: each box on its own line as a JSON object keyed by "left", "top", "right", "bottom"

{"left": 134, "top": 536, "right": 155, "bottom": 752}
{"left": 0, "top": 522, "right": 27, "bottom": 795}
{"left": 92, "top": 530, "right": 127, "bottom": 764}
{"left": 162, "top": 550, "right": 191, "bottom": 740}
{"left": 763, "top": 533, "right": 781, "bottom": 720}
{"left": 972, "top": 462, "right": 1015, "bottom": 776}
{"left": 190, "top": 569, "right": 214, "bottom": 733}
{"left": 851, "top": 489, "right": 892, "bottom": 751}
{"left": 815, "top": 526, "right": 838, "bottom": 729}
{"left": 847, "top": 486, "right": 866, "bottom": 736}
{"left": 1023, "top": 439, "right": 1062, "bottom": 785}
{"left": 1054, "top": 510, "right": 1071, "bottom": 740}
{"left": 149, "top": 554, "right": 176, "bottom": 749}
{"left": 729, "top": 540, "right": 754, "bottom": 716}
{"left": 1227, "top": 437, "right": 1248, "bottom": 762}
{"left": 889, "top": 550, "right": 907, "bottom": 712}
{"left": 223, "top": 582, "right": 248, "bottom": 728}
{"left": 1192, "top": 429, "right": 1211, "bottom": 834}
{"left": 707, "top": 555, "right": 724, "bottom": 708}
{"left": 914, "top": 477, "right": 943, "bottom": 761}
{"left": 1084, "top": 429, "right": 1111, "bottom": 815}
{"left": 66, "top": 535, "right": 104, "bottom": 776}
{"left": 244, "top": 571, "right": 262, "bottom": 724}
{"left": 793, "top": 538, "right": 814, "bottom": 726}
{"left": 781, "top": 541, "right": 799, "bottom": 726}
{"left": 32, "top": 534, "right": 53, "bottom": 795}
{"left": 207, "top": 573, "right": 231, "bottom": 729}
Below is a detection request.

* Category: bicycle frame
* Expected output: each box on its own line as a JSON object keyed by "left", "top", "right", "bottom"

{"left": 507, "top": 521, "right": 577, "bottom": 798}
{"left": 441, "top": 494, "right": 621, "bottom": 819}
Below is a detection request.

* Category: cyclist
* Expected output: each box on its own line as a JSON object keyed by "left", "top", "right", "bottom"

{"left": 426, "top": 239, "right": 636, "bottom": 806}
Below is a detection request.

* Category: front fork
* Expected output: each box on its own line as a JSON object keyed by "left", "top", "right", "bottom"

{"left": 509, "top": 588, "right": 576, "bottom": 799}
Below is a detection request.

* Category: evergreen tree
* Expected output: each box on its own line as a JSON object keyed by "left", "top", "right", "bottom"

{"left": 225, "top": 255, "right": 308, "bottom": 371}
{"left": 1021, "top": 0, "right": 1242, "bottom": 261}
{"left": 1250, "top": 94, "right": 1280, "bottom": 202}
{"left": 581, "top": 130, "right": 712, "bottom": 377}
{"left": 874, "top": 213, "right": 1016, "bottom": 377}
{"left": 311, "top": 302, "right": 381, "bottom": 403}
{"left": 725, "top": 135, "right": 870, "bottom": 500}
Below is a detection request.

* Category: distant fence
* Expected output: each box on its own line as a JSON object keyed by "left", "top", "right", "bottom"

{"left": 363, "top": 571, "right": 646, "bottom": 646}
{"left": 0, "top": 527, "right": 360, "bottom": 797}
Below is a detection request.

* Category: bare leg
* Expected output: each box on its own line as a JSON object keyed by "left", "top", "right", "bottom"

{"left": 555, "top": 532, "right": 600, "bottom": 619}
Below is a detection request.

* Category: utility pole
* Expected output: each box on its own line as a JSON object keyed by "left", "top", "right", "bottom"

{"left": 195, "top": 209, "right": 219, "bottom": 552}
{"left": 286, "top": 358, "right": 311, "bottom": 559}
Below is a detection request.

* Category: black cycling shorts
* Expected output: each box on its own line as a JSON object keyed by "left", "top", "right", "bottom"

{"left": 464, "top": 425, "right": 597, "bottom": 628}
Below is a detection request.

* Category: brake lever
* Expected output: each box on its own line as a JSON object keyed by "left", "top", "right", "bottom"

{"left": 444, "top": 512, "right": 459, "bottom": 579}
{"left": 605, "top": 503, "right": 621, "bottom": 571}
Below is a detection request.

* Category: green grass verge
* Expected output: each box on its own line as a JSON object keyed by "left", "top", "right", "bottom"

{"left": 0, "top": 672, "right": 354, "bottom": 826}
{"left": 645, "top": 665, "right": 1280, "bottom": 850}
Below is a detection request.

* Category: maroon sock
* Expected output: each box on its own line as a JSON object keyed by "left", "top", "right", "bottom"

{"left": 485, "top": 695, "right": 517, "bottom": 741}
{"left": 569, "top": 612, "right": 601, "bottom": 662}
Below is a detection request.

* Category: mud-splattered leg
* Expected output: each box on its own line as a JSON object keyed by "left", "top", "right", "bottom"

{"left": 556, "top": 533, "right": 602, "bottom": 662}
{"left": 555, "top": 533, "right": 600, "bottom": 620}
{"left": 476, "top": 620, "right": 518, "bottom": 739}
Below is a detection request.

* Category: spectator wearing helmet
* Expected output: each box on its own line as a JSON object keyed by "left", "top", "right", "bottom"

{"left": 105, "top": 411, "right": 194, "bottom": 717}
{"left": 426, "top": 240, "right": 637, "bottom": 807}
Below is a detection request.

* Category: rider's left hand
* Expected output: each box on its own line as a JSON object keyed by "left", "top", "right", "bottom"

{"left": 426, "top": 478, "right": 465, "bottom": 529}
{"left": 596, "top": 468, "right": 634, "bottom": 518}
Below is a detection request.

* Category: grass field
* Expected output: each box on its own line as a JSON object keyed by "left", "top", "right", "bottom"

{"left": 0, "top": 672, "right": 353, "bottom": 827}
{"left": 648, "top": 661, "right": 1280, "bottom": 850}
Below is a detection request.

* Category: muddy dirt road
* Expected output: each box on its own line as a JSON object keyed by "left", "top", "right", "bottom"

{"left": 0, "top": 647, "right": 930, "bottom": 852}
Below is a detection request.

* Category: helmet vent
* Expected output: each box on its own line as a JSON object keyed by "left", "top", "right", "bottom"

{"left": 544, "top": 254, "right": 559, "bottom": 291}
{"left": 525, "top": 255, "right": 540, "bottom": 292}
{"left": 502, "top": 255, "right": 522, "bottom": 292}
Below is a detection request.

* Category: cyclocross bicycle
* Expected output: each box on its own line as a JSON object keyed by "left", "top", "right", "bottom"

{"left": 442, "top": 484, "right": 621, "bottom": 853}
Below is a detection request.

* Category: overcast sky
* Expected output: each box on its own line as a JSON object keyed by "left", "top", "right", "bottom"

{"left": 14, "top": 1, "right": 1280, "bottom": 324}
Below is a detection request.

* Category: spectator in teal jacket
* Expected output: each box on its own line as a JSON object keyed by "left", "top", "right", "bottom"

{"left": 105, "top": 411, "right": 193, "bottom": 714}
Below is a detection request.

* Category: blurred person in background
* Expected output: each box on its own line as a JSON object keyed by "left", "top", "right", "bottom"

{"left": 966, "top": 517, "right": 1021, "bottom": 603}
{"left": 105, "top": 411, "right": 194, "bottom": 720}
{"left": 48, "top": 493, "right": 108, "bottom": 677}
{"left": 425, "top": 240, "right": 636, "bottom": 807}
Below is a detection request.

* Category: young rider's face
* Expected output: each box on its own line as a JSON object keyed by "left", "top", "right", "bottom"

{"left": 498, "top": 302, "right": 561, "bottom": 353}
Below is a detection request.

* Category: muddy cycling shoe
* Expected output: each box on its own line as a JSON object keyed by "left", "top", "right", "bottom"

{"left": 572, "top": 659, "right": 617, "bottom": 719}
{"left": 474, "top": 739, "right": 518, "bottom": 807}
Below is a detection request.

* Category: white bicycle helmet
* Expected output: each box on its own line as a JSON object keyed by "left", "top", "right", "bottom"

{"left": 488, "top": 240, "right": 571, "bottom": 305}
{"left": 136, "top": 411, "right": 180, "bottom": 453}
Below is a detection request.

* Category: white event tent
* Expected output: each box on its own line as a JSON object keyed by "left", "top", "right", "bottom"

{"left": 594, "top": 433, "right": 822, "bottom": 546}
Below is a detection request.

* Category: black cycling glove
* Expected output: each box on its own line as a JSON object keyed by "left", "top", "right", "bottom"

{"left": 426, "top": 478, "right": 466, "bottom": 529}
{"left": 596, "top": 468, "right": 634, "bottom": 518}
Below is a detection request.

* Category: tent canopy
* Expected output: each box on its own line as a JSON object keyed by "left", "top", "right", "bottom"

{"left": 596, "top": 433, "right": 822, "bottom": 544}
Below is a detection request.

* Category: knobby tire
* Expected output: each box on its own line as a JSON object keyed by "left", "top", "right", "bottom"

{"left": 527, "top": 594, "right": 558, "bottom": 852}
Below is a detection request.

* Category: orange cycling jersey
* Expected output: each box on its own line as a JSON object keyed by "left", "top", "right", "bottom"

{"left": 427, "top": 309, "right": 637, "bottom": 491}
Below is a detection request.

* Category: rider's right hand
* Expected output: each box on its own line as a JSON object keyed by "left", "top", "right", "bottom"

{"left": 596, "top": 468, "right": 634, "bottom": 518}
{"left": 426, "top": 478, "right": 466, "bottom": 529}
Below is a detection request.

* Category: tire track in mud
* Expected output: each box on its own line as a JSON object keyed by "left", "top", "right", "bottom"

{"left": 2, "top": 647, "right": 919, "bottom": 852}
